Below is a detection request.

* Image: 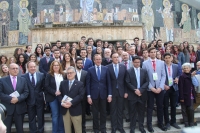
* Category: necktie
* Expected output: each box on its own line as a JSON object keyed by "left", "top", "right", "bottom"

{"left": 107, "top": 58, "right": 110, "bottom": 62}
{"left": 31, "top": 74, "right": 35, "bottom": 87}
{"left": 12, "top": 76, "right": 16, "bottom": 90}
{"left": 97, "top": 66, "right": 100, "bottom": 81}
{"left": 124, "top": 61, "right": 128, "bottom": 70}
{"left": 168, "top": 66, "right": 171, "bottom": 76}
{"left": 114, "top": 64, "right": 118, "bottom": 78}
{"left": 136, "top": 68, "right": 140, "bottom": 89}
{"left": 152, "top": 61, "right": 156, "bottom": 71}
{"left": 69, "top": 81, "right": 72, "bottom": 91}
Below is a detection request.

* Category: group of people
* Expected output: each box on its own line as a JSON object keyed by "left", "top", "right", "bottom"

{"left": 0, "top": 36, "right": 200, "bottom": 133}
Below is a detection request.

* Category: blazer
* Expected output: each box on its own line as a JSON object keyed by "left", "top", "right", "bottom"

{"left": 0, "top": 76, "right": 29, "bottom": 115}
{"left": 120, "top": 60, "right": 133, "bottom": 70}
{"left": 44, "top": 73, "right": 65, "bottom": 102}
{"left": 177, "top": 52, "right": 185, "bottom": 65}
{"left": 22, "top": 72, "right": 45, "bottom": 105}
{"left": 164, "top": 63, "right": 179, "bottom": 91}
{"left": 101, "top": 58, "right": 112, "bottom": 66}
{"left": 86, "top": 66, "right": 112, "bottom": 99}
{"left": 39, "top": 57, "right": 54, "bottom": 75}
{"left": 75, "top": 70, "right": 87, "bottom": 87}
{"left": 142, "top": 59, "right": 166, "bottom": 91}
{"left": 58, "top": 80, "right": 84, "bottom": 116}
{"left": 82, "top": 58, "right": 93, "bottom": 71}
{"left": 107, "top": 64, "right": 126, "bottom": 97}
{"left": 125, "top": 67, "right": 149, "bottom": 102}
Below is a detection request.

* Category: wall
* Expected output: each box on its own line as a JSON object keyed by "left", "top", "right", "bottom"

{"left": 0, "top": 0, "right": 200, "bottom": 47}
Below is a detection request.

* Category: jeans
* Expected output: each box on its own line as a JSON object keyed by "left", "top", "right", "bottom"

{"left": 49, "top": 98, "right": 65, "bottom": 133}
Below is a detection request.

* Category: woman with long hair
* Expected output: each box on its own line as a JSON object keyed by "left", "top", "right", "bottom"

{"left": 35, "top": 46, "right": 44, "bottom": 62}
{"left": 77, "top": 41, "right": 86, "bottom": 56}
{"left": 86, "top": 45, "right": 93, "bottom": 60}
{"left": 138, "top": 42, "right": 147, "bottom": 56}
{"left": 188, "top": 45, "right": 197, "bottom": 70}
{"left": 16, "top": 54, "right": 27, "bottom": 74}
{"left": 108, "top": 43, "right": 116, "bottom": 54}
{"left": 0, "top": 55, "right": 8, "bottom": 65}
{"left": 0, "top": 64, "right": 9, "bottom": 78}
{"left": 96, "top": 46, "right": 104, "bottom": 57}
{"left": 8, "top": 57, "right": 16, "bottom": 64}
{"left": 61, "top": 53, "right": 75, "bottom": 72}
{"left": 172, "top": 45, "right": 185, "bottom": 65}
{"left": 165, "top": 46, "right": 172, "bottom": 53}
{"left": 13, "top": 48, "right": 22, "bottom": 60}
{"left": 69, "top": 47, "right": 77, "bottom": 61}
{"left": 45, "top": 61, "right": 65, "bottom": 133}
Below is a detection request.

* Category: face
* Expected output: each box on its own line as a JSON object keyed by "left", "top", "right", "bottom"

{"left": 71, "top": 48, "right": 76, "bottom": 54}
{"left": 116, "top": 42, "right": 121, "bottom": 47}
{"left": 54, "top": 51, "right": 60, "bottom": 58}
{"left": 81, "top": 37, "right": 86, "bottom": 42}
{"left": 97, "top": 47, "right": 102, "bottom": 54}
{"left": 142, "top": 50, "right": 148, "bottom": 58}
{"left": 80, "top": 42, "right": 85, "bottom": 48}
{"left": 56, "top": 42, "right": 61, "bottom": 47}
{"left": 65, "top": 43, "right": 70, "bottom": 51}
{"left": 66, "top": 69, "right": 76, "bottom": 80}
{"left": 129, "top": 47, "right": 135, "bottom": 55}
{"left": 80, "top": 50, "right": 87, "bottom": 58}
{"left": 166, "top": 47, "right": 171, "bottom": 53}
{"left": 27, "top": 46, "right": 32, "bottom": 53}
{"left": 30, "top": 55, "right": 36, "bottom": 62}
{"left": 108, "top": 45, "right": 113, "bottom": 50}
{"left": 133, "top": 59, "right": 141, "bottom": 68}
{"left": 1, "top": 57, "right": 6, "bottom": 63}
{"left": 65, "top": 54, "right": 70, "bottom": 62}
{"left": 197, "top": 62, "right": 200, "bottom": 70}
{"left": 156, "top": 52, "right": 161, "bottom": 59}
{"left": 53, "top": 62, "right": 60, "bottom": 72}
{"left": 17, "top": 49, "right": 22, "bottom": 55}
{"left": 183, "top": 42, "right": 188, "bottom": 48}
{"left": 76, "top": 60, "right": 83, "bottom": 69}
{"left": 96, "top": 41, "right": 102, "bottom": 47}
{"left": 37, "top": 48, "right": 41, "bottom": 54}
{"left": 122, "top": 52, "right": 129, "bottom": 61}
{"left": 173, "top": 46, "right": 178, "bottom": 52}
{"left": 45, "top": 49, "right": 51, "bottom": 56}
{"left": 22, "top": 2, "right": 26, "bottom": 8}
{"left": 183, "top": 66, "right": 191, "bottom": 73}
{"left": 72, "top": 43, "right": 77, "bottom": 48}
{"left": 134, "top": 39, "right": 139, "bottom": 45}
{"left": 117, "top": 48, "right": 123, "bottom": 55}
{"left": 60, "top": 46, "right": 66, "bottom": 53}
{"left": 27, "top": 62, "right": 36, "bottom": 74}
{"left": 141, "top": 43, "right": 146, "bottom": 49}
{"left": 164, "top": 55, "right": 172, "bottom": 64}
{"left": 158, "top": 41, "right": 162, "bottom": 47}
{"left": 9, "top": 58, "right": 15, "bottom": 64}
{"left": 189, "top": 45, "right": 193, "bottom": 51}
{"left": 9, "top": 64, "right": 19, "bottom": 76}
{"left": 112, "top": 53, "right": 119, "bottom": 64}
{"left": 104, "top": 42, "right": 108, "bottom": 48}
{"left": 149, "top": 49, "right": 156, "bottom": 59}
{"left": 87, "top": 46, "right": 92, "bottom": 53}
{"left": 180, "top": 44, "right": 184, "bottom": 50}
{"left": 2, "top": 65, "right": 8, "bottom": 73}
{"left": 19, "top": 55, "right": 24, "bottom": 63}
{"left": 94, "top": 55, "right": 102, "bottom": 66}
{"left": 88, "top": 39, "right": 94, "bottom": 46}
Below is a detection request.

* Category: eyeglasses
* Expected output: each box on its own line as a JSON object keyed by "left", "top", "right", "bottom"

{"left": 10, "top": 68, "right": 18, "bottom": 70}
{"left": 66, "top": 72, "right": 74, "bottom": 75}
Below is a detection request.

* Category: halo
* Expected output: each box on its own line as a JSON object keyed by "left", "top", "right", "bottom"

{"left": 197, "top": 12, "right": 200, "bottom": 20}
{"left": 142, "top": 0, "right": 151, "bottom": 5}
{"left": 19, "top": 0, "right": 29, "bottom": 8}
{"left": 0, "top": 1, "right": 9, "bottom": 10}
{"left": 181, "top": 4, "right": 188, "bottom": 11}
{"left": 163, "top": 0, "right": 170, "bottom": 8}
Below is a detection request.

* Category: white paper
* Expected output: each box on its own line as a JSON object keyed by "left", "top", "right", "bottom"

{"left": 61, "top": 95, "right": 73, "bottom": 103}
{"left": 9, "top": 91, "right": 20, "bottom": 97}
{"left": 153, "top": 73, "right": 158, "bottom": 80}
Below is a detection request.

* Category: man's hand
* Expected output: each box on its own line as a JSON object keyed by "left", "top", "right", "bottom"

{"left": 191, "top": 71, "right": 196, "bottom": 77}
{"left": 0, "top": 119, "right": 6, "bottom": 133}
{"left": 107, "top": 96, "right": 112, "bottom": 103}
{"left": 180, "top": 100, "right": 184, "bottom": 103}
{"left": 151, "top": 88, "right": 157, "bottom": 93}
{"left": 124, "top": 93, "right": 128, "bottom": 98}
{"left": 156, "top": 88, "right": 162, "bottom": 94}
{"left": 61, "top": 101, "right": 72, "bottom": 108}
{"left": 87, "top": 97, "right": 92, "bottom": 105}
{"left": 174, "top": 78, "right": 178, "bottom": 84}
{"left": 11, "top": 97, "right": 18, "bottom": 104}
{"left": 135, "top": 89, "right": 142, "bottom": 96}
{"left": 55, "top": 91, "right": 61, "bottom": 96}
{"left": 164, "top": 85, "right": 170, "bottom": 91}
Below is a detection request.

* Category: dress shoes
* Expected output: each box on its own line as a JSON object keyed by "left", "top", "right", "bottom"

{"left": 139, "top": 128, "right": 146, "bottom": 133}
{"left": 147, "top": 125, "right": 154, "bottom": 133}
{"left": 158, "top": 124, "right": 167, "bottom": 131}
{"left": 171, "top": 123, "right": 181, "bottom": 129}
{"left": 126, "top": 119, "right": 130, "bottom": 122}
{"left": 111, "top": 128, "right": 116, "bottom": 133}
{"left": 118, "top": 128, "right": 126, "bottom": 133}
{"left": 101, "top": 131, "right": 107, "bottom": 133}
{"left": 165, "top": 123, "right": 171, "bottom": 130}
{"left": 82, "top": 131, "right": 86, "bottom": 133}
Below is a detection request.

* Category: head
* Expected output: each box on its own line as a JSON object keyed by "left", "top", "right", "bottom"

{"left": 93, "top": 54, "right": 102, "bottom": 66}
{"left": 65, "top": 43, "right": 71, "bottom": 51}
{"left": 103, "top": 41, "right": 109, "bottom": 48}
{"left": 1, "top": 64, "right": 8, "bottom": 73}
{"left": 148, "top": 47, "right": 157, "bottom": 59}
{"left": 9, "top": 63, "right": 19, "bottom": 76}
{"left": 104, "top": 48, "right": 111, "bottom": 58}
{"left": 156, "top": 51, "right": 162, "bottom": 60}
{"left": 75, "top": 58, "right": 83, "bottom": 70}
{"left": 117, "top": 46, "right": 123, "bottom": 55}
{"left": 60, "top": 45, "right": 66, "bottom": 54}
{"left": 53, "top": 49, "right": 61, "bottom": 59}
{"left": 56, "top": 40, "right": 62, "bottom": 48}
{"left": 197, "top": 61, "right": 200, "bottom": 70}
{"left": 0, "top": 55, "right": 8, "bottom": 65}
{"left": 87, "top": 38, "right": 94, "bottom": 46}
{"left": 164, "top": 53, "right": 172, "bottom": 64}
{"left": 182, "top": 63, "right": 191, "bottom": 73}
{"left": 80, "top": 49, "right": 87, "bottom": 58}
{"left": 116, "top": 42, "right": 121, "bottom": 48}
{"left": 79, "top": 41, "right": 85, "bottom": 49}
{"left": 172, "top": 45, "right": 179, "bottom": 52}
{"left": 72, "top": 42, "right": 77, "bottom": 49}
{"left": 49, "top": 61, "right": 63, "bottom": 74}
{"left": 17, "top": 54, "right": 26, "bottom": 64}
{"left": 29, "top": 54, "right": 37, "bottom": 62}
{"left": 87, "top": 45, "right": 93, "bottom": 54}
{"left": 142, "top": 49, "right": 148, "bottom": 58}
{"left": 26, "top": 45, "right": 32, "bottom": 53}
{"left": 81, "top": 36, "right": 86, "bottom": 42}
{"left": 188, "top": 45, "right": 195, "bottom": 52}
{"left": 183, "top": 41, "right": 189, "bottom": 48}
{"left": 96, "top": 39, "right": 102, "bottom": 47}
{"left": 157, "top": 39, "right": 162, "bottom": 47}
{"left": 132, "top": 56, "right": 141, "bottom": 68}
{"left": 44, "top": 47, "right": 51, "bottom": 56}
{"left": 63, "top": 53, "right": 72, "bottom": 62}
{"left": 141, "top": 42, "right": 147, "bottom": 50}
{"left": 66, "top": 66, "right": 76, "bottom": 80}
{"left": 111, "top": 53, "right": 119, "bottom": 64}
{"left": 133, "top": 37, "right": 139, "bottom": 45}
{"left": 51, "top": 45, "right": 58, "bottom": 52}
{"left": 44, "top": 43, "right": 51, "bottom": 48}
{"left": 122, "top": 52, "right": 129, "bottom": 61}
{"left": 27, "top": 61, "right": 37, "bottom": 74}
{"left": 165, "top": 46, "right": 171, "bottom": 53}
{"left": 197, "top": 44, "right": 200, "bottom": 50}
{"left": 8, "top": 57, "right": 16, "bottom": 64}
{"left": 35, "top": 46, "right": 44, "bottom": 56}
{"left": 129, "top": 46, "right": 136, "bottom": 55}
{"left": 96, "top": 47, "right": 102, "bottom": 55}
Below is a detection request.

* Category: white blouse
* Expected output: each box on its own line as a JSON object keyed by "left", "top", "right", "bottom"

{"left": 54, "top": 73, "right": 63, "bottom": 91}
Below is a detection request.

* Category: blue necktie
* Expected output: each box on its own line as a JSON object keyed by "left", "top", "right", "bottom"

{"left": 31, "top": 74, "right": 35, "bottom": 87}
{"left": 114, "top": 64, "right": 118, "bottom": 78}
{"left": 97, "top": 66, "right": 100, "bottom": 81}
{"left": 136, "top": 68, "right": 140, "bottom": 89}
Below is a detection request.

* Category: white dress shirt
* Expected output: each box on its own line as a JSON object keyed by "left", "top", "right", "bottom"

{"left": 54, "top": 73, "right": 63, "bottom": 91}
{"left": 29, "top": 72, "right": 37, "bottom": 85}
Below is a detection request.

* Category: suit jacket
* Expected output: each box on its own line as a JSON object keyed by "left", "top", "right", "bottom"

{"left": 107, "top": 64, "right": 126, "bottom": 97}
{"left": 101, "top": 58, "right": 112, "bottom": 66}
{"left": 86, "top": 66, "right": 112, "bottom": 99}
{"left": 22, "top": 72, "right": 45, "bottom": 105}
{"left": 125, "top": 68, "right": 149, "bottom": 102}
{"left": 120, "top": 60, "right": 133, "bottom": 70}
{"left": 75, "top": 70, "right": 87, "bottom": 87}
{"left": 164, "top": 63, "right": 179, "bottom": 91}
{"left": 58, "top": 80, "right": 85, "bottom": 116}
{"left": 39, "top": 57, "right": 54, "bottom": 75}
{"left": 44, "top": 73, "right": 65, "bottom": 102}
{"left": 142, "top": 59, "right": 166, "bottom": 91}
{"left": 82, "top": 58, "right": 93, "bottom": 71}
{"left": 0, "top": 76, "right": 29, "bottom": 115}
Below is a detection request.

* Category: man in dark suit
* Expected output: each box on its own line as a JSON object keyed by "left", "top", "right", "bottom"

{"left": 75, "top": 58, "right": 88, "bottom": 133}
{"left": 107, "top": 53, "right": 126, "bottom": 133}
{"left": 126, "top": 56, "right": 149, "bottom": 133}
{"left": 58, "top": 66, "right": 85, "bottom": 133}
{"left": 22, "top": 61, "right": 45, "bottom": 133}
{"left": 0, "top": 63, "right": 29, "bottom": 133}
{"left": 163, "top": 53, "right": 181, "bottom": 130}
{"left": 86, "top": 54, "right": 112, "bottom": 133}
{"left": 39, "top": 47, "right": 54, "bottom": 76}
{"left": 101, "top": 48, "right": 112, "bottom": 66}
{"left": 80, "top": 49, "right": 93, "bottom": 71}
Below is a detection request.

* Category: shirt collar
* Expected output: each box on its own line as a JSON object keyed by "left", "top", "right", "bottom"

{"left": 69, "top": 79, "right": 75, "bottom": 83}
{"left": 95, "top": 65, "right": 101, "bottom": 68}
{"left": 150, "top": 58, "right": 156, "bottom": 62}
{"left": 29, "top": 72, "right": 36, "bottom": 76}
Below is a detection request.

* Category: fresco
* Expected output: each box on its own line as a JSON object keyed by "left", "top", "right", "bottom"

{"left": 0, "top": 0, "right": 200, "bottom": 46}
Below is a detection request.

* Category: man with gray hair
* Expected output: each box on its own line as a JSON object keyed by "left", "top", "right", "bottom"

{"left": 58, "top": 66, "right": 85, "bottom": 133}
{"left": 102, "top": 48, "right": 112, "bottom": 66}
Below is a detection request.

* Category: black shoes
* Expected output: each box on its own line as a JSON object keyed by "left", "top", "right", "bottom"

{"left": 118, "top": 129, "right": 126, "bottom": 133}
{"left": 147, "top": 125, "right": 154, "bottom": 132}
{"left": 165, "top": 123, "right": 171, "bottom": 130}
{"left": 126, "top": 119, "right": 130, "bottom": 122}
{"left": 139, "top": 128, "right": 146, "bottom": 133}
{"left": 171, "top": 123, "right": 181, "bottom": 129}
{"left": 158, "top": 124, "right": 167, "bottom": 131}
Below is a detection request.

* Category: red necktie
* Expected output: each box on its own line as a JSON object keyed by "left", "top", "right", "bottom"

{"left": 124, "top": 61, "right": 128, "bottom": 69}
{"left": 152, "top": 61, "right": 156, "bottom": 71}
{"left": 168, "top": 66, "right": 171, "bottom": 76}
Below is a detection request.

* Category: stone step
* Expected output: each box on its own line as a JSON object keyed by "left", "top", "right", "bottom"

{"left": 11, "top": 113, "right": 200, "bottom": 133}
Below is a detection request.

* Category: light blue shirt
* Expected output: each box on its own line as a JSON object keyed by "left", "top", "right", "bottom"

{"left": 69, "top": 79, "right": 75, "bottom": 88}
{"left": 29, "top": 72, "right": 37, "bottom": 85}
{"left": 165, "top": 64, "right": 173, "bottom": 86}
{"left": 134, "top": 67, "right": 140, "bottom": 89}
{"left": 95, "top": 65, "right": 101, "bottom": 75}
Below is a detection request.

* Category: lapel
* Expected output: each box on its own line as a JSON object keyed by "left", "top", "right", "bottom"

{"left": 36, "top": 72, "right": 41, "bottom": 87}
{"left": 130, "top": 67, "right": 137, "bottom": 85}
{"left": 15, "top": 76, "right": 20, "bottom": 91}
{"left": 80, "top": 71, "right": 84, "bottom": 82}
{"left": 140, "top": 69, "right": 143, "bottom": 85}
{"left": 172, "top": 64, "right": 176, "bottom": 79}
{"left": 69, "top": 80, "right": 77, "bottom": 93}
{"left": 6, "top": 76, "right": 15, "bottom": 92}
{"left": 148, "top": 59, "right": 154, "bottom": 72}
{"left": 93, "top": 66, "right": 99, "bottom": 80}
{"left": 110, "top": 64, "right": 116, "bottom": 79}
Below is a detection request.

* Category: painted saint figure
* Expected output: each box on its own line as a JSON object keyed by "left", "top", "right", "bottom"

{"left": 0, "top": 1, "right": 10, "bottom": 46}
{"left": 80, "top": 0, "right": 94, "bottom": 22}
{"left": 18, "top": 0, "right": 31, "bottom": 45}
{"left": 157, "top": 0, "right": 174, "bottom": 41}
{"left": 179, "top": 4, "right": 191, "bottom": 33}
{"left": 141, "top": 0, "right": 154, "bottom": 41}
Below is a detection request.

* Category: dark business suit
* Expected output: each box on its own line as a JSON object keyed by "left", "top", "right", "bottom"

{"left": 86, "top": 65, "right": 112, "bottom": 132}
{"left": 82, "top": 58, "right": 93, "bottom": 71}
{"left": 163, "top": 63, "right": 179, "bottom": 125}
{"left": 39, "top": 56, "right": 54, "bottom": 76}
{"left": 22, "top": 72, "right": 45, "bottom": 133}
{"left": 75, "top": 70, "right": 88, "bottom": 132}
{"left": 101, "top": 58, "right": 112, "bottom": 66}
{"left": 107, "top": 63, "right": 126, "bottom": 131}
{"left": 125, "top": 67, "right": 149, "bottom": 132}
{"left": 0, "top": 76, "right": 29, "bottom": 133}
